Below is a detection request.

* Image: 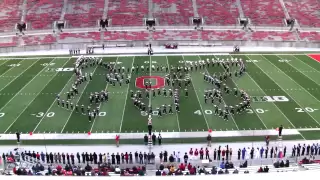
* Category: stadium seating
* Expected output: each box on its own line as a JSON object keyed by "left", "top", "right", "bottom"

{"left": 152, "top": 0, "right": 193, "bottom": 26}
{"left": 108, "top": 0, "right": 148, "bottom": 26}
{"left": 299, "top": 32, "right": 320, "bottom": 41}
{"left": 21, "top": 34, "right": 57, "bottom": 45}
{"left": 103, "top": 31, "right": 149, "bottom": 41}
{"left": 201, "top": 30, "right": 249, "bottom": 41}
{"left": 241, "top": 0, "right": 285, "bottom": 26}
{"left": 284, "top": 0, "right": 320, "bottom": 27}
{"left": 0, "top": 0, "right": 22, "bottom": 32}
{"left": 197, "top": 0, "right": 239, "bottom": 25}
{"left": 26, "top": 0, "right": 63, "bottom": 30}
{"left": 64, "top": 0, "right": 104, "bottom": 28}
{"left": 153, "top": 30, "right": 199, "bottom": 40}
{"left": 59, "top": 32, "right": 101, "bottom": 42}
{"left": 250, "top": 31, "right": 297, "bottom": 41}
{"left": 0, "top": 36, "right": 18, "bottom": 47}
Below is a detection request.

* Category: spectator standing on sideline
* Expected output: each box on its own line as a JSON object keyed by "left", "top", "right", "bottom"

{"left": 158, "top": 133, "right": 162, "bottom": 145}
{"left": 207, "top": 134, "right": 212, "bottom": 147}
{"left": 115, "top": 134, "right": 120, "bottom": 147}
{"left": 265, "top": 135, "right": 270, "bottom": 146}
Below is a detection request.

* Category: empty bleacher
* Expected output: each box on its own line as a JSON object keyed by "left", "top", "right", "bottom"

{"left": 103, "top": 31, "right": 149, "bottom": 41}
{"left": 64, "top": 0, "right": 104, "bottom": 28}
{"left": 153, "top": 30, "right": 199, "bottom": 40}
{"left": 284, "top": 0, "right": 320, "bottom": 27}
{"left": 250, "top": 31, "right": 297, "bottom": 41}
{"left": 0, "top": 0, "right": 23, "bottom": 32}
{"left": 25, "top": 0, "right": 63, "bottom": 30}
{"left": 197, "top": 0, "right": 239, "bottom": 25}
{"left": 21, "top": 34, "right": 57, "bottom": 45}
{"left": 241, "top": 0, "right": 285, "bottom": 26}
{"left": 59, "top": 32, "right": 101, "bottom": 43}
{"left": 299, "top": 32, "right": 320, "bottom": 41}
{"left": 201, "top": 30, "right": 249, "bottom": 41}
{"left": 152, "top": 0, "right": 194, "bottom": 26}
{"left": 108, "top": 0, "right": 148, "bottom": 26}
{"left": 0, "top": 36, "right": 18, "bottom": 47}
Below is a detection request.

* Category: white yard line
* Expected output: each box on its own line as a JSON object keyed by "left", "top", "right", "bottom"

{"left": 243, "top": 55, "right": 297, "bottom": 129}
{"left": 277, "top": 55, "right": 320, "bottom": 86}
{"left": 0, "top": 59, "right": 37, "bottom": 92}
{"left": 118, "top": 57, "right": 135, "bottom": 133}
{"left": 165, "top": 56, "right": 181, "bottom": 132}
{"left": 89, "top": 57, "right": 119, "bottom": 132}
{"left": 33, "top": 58, "right": 73, "bottom": 132}
{"left": 182, "top": 55, "right": 210, "bottom": 130}
{"left": 255, "top": 55, "right": 320, "bottom": 126}
{"left": 0, "top": 60, "right": 8, "bottom": 67}
{"left": 214, "top": 55, "right": 267, "bottom": 129}
{"left": 0, "top": 58, "right": 44, "bottom": 113}
{"left": 3, "top": 58, "right": 57, "bottom": 133}
{"left": 60, "top": 64, "right": 99, "bottom": 133}
{"left": 264, "top": 55, "right": 320, "bottom": 103}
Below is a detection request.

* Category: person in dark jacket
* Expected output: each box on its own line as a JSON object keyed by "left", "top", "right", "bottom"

{"left": 49, "top": 152, "right": 54, "bottom": 163}
{"left": 111, "top": 153, "right": 115, "bottom": 164}
{"left": 70, "top": 153, "right": 75, "bottom": 164}
{"left": 62, "top": 153, "right": 66, "bottom": 164}
{"left": 67, "top": 153, "right": 70, "bottom": 164}
{"left": 129, "top": 152, "right": 133, "bottom": 164}
{"left": 152, "top": 133, "right": 156, "bottom": 145}
{"left": 82, "top": 152, "right": 85, "bottom": 163}
{"left": 93, "top": 152, "right": 97, "bottom": 164}
{"left": 89, "top": 153, "right": 93, "bottom": 164}
{"left": 77, "top": 153, "right": 80, "bottom": 164}
{"left": 99, "top": 153, "right": 102, "bottom": 163}
{"left": 116, "top": 153, "right": 120, "bottom": 164}
{"left": 139, "top": 152, "right": 143, "bottom": 164}
{"left": 163, "top": 151, "right": 168, "bottom": 162}
{"left": 46, "top": 153, "right": 49, "bottom": 163}
{"left": 134, "top": 152, "right": 138, "bottom": 163}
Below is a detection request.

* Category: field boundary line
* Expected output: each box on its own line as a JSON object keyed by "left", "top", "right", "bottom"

{"left": 0, "top": 59, "right": 39, "bottom": 92}
{"left": 243, "top": 56, "right": 299, "bottom": 130}
{"left": 118, "top": 57, "right": 134, "bottom": 133}
{"left": 253, "top": 55, "right": 320, "bottom": 127}
{"left": 213, "top": 55, "right": 267, "bottom": 129}
{"left": 293, "top": 55, "right": 320, "bottom": 73}
{"left": 182, "top": 55, "right": 210, "bottom": 130}
{"left": 33, "top": 58, "right": 73, "bottom": 132}
{"left": 0, "top": 58, "right": 43, "bottom": 112}
{"left": 3, "top": 58, "right": 58, "bottom": 133}
{"left": 283, "top": 55, "right": 320, "bottom": 86}
{"left": 264, "top": 55, "right": 320, "bottom": 103}
{"left": 60, "top": 63, "right": 100, "bottom": 133}
{"left": 165, "top": 56, "right": 181, "bottom": 132}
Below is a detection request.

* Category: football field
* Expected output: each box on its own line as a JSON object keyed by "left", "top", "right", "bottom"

{"left": 0, "top": 53, "right": 320, "bottom": 142}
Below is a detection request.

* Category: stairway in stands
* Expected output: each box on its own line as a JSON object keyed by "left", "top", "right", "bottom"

{"left": 236, "top": 0, "right": 245, "bottom": 18}
{"left": 20, "top": 0, "right": 27, "bottom": 22}
{"left": 103, "top": 0, "right": 109, "bottom": 19}
{"left": 192, "top": 0, "right": 199, "bottom": 17}
{"left": 60, "top": 0, "right": 68, "bottom": 21}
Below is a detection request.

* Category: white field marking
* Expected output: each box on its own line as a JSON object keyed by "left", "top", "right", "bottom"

{"left": 243, "top": 55, "right": 298, "bottom": 129}
{"left": 89, "top": 57, "right": 120, "bottom": 132}
{"left": 212, "top": 55, "right": 267, "bottom": 129}
{"left": 199, "top": 56, "right": 240, "bottom": 130}
{"left": 0, "top": 58, "right": 42, "bottom": 112}
{"left": 60, "top": 64, "right": 99, "bottom": 133}
{"left": 255, "top": 55, "right": 320, "bottom": 126}
{"left": 182, "top": 55, "right": 210, "bottom": 130}
{"left": 0, "top": 59, "right": 38, "bottom": 92}
{"left": 265, "top": 55, "right": 320, "bottom": 104}
{"left": 118, "top": 57, "right": 135, "bottom": 133}
{"left": 0, "top": 54, "right": 313, "bottom": 60}
{"left": 0, "top": 59, "right": 7, "bottom": 67}
{"left": 33, "top": 58, "right": 74, "bottom": 132}
{"left": 3, "top": 58, "right": 57, "bottom": 133}
{"left": 284, "top": 55, "right": 320, "bottom": 86}
{"left": 165, "top": 56, "right": 181, "bottom": 132}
